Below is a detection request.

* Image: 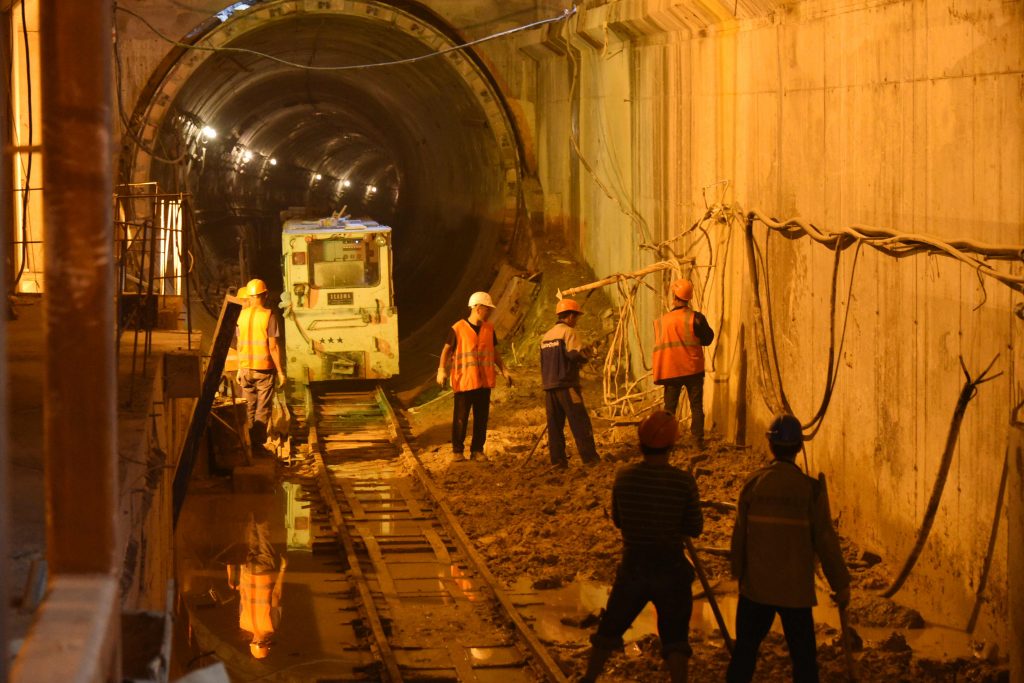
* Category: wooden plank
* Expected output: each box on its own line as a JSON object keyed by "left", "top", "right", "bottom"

{"left": 172, "top": 296, "right": 243, "bottom": 527}
{"left": 356, "top": 524, "right": 400, "bottom": 601}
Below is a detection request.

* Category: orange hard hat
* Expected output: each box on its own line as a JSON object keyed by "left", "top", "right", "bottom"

{"left": 638, "top": 410, "right": 679, "bottom": 450}
{"left": 250, "top": 642, "right": 270, "bottom": 659}
{"left": 555, "top": 298, "right": 583, "bottom": 316}
{"left": 245, "top": 278, "right": 268, "bottom": 297}
{"left": 671, "top": 278, "right": 693, "bottom": 301}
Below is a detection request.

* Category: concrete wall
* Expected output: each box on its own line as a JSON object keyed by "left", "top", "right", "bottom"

{"left": 523, "top": 0, "right": 1022, "bottom": 645}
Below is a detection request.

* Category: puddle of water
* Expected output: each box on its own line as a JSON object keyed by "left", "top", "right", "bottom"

{"left": 516, "top": 578, "right": 978, "bottom": 661}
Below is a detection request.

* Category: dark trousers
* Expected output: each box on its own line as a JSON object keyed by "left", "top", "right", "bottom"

{"left": 239, "top": 369, "right": 275, "bottom": 450}
{"left": 591, "top": 551, "right": 695, "bottom": 658}
{"left": 452, "top": 388, "right": 490, "bottom": 453}
{"left": 726, "top": 595, "right": 819, "bottom": 683}
{"left": 662, "top": 373, "right": 705, "bottom": 441}
{"left": 545, "top": 387, "right": 599, "bottom": 465}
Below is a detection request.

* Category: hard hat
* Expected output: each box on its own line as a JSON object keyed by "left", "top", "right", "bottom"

{"left": 468, "top": 291, "right": 495, "bottom": 308}
{"left": 638, "top": 410, "right": 679, "bottom": 450}
{"left": 671, "top": 278, "right": 694, "bottom": 301}
{"left": 766, "top": 413, "right": 803, "bottom": 446}
{"left": 250, "top": 642, "right": 270, "bottom": 659}
{"left": 555, "top": 298, "right": 583, "bottom": 316}
{"left": 245, "top": 278, "right": 268, "bottom": 297}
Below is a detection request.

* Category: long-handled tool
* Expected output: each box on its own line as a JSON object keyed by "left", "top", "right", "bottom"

{"left": 837, "top": 602, "right": 859, "bottom": 682}
{"left": 684, "top": 538, "right": 733, "bottom": 653}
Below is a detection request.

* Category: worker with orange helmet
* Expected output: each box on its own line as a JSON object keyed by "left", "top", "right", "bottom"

{"left": 652, "top": 278, "right": 715, "bottom": 449}
{"left": 539, "top": 298, "right": 600, "bottom": 467}
{"left": 227, "top": 515, "right": 288, "bottom": 660}
{"left": 437, "top": 291, "right": 512, "bottom": 461}
{"left": 582, "top": 411, "right": 703, "bottom": 683}
{"left": 726, "top": 414, "right": 850, "bottom": 682}
{"left": 233, "top": 278, "right": 286, "bottom": 457}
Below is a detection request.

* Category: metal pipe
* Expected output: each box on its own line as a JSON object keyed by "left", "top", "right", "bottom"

{"left": 40, "top": 0, "right": 117, "bottom": 575}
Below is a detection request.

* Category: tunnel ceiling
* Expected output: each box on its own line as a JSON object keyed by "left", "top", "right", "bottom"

{"left": 125, "top": 1, "right": 524, "bottom": 381}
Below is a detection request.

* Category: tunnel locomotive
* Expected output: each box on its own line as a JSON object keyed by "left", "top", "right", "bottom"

{"left": 280, "top": 215, "right": 398, "bottom": 384}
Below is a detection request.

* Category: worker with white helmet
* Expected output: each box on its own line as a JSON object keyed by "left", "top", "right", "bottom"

{"left": 540, "top": 298, "right": 600, "bottom": 467}
{"left": 234, "top": 278, "right": 286, "bottom": 457}
{"left": 652, "top": 278, "right": 714, "bottom": 449}
{"left": 437, "top": 291, "right": 512, "bottom": 461}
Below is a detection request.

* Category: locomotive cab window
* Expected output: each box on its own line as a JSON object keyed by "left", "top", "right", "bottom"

{"left": 308, "top": 237, "right": 381, "bottom": 288}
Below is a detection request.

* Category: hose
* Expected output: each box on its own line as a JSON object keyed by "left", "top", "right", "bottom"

{"left": 881, "top": 354, "right": 1002, "bottom": 598}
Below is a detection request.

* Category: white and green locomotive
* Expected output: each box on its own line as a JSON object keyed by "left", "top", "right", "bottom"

{"left": 280, "top": 215, "right": 399, "bottom": 385}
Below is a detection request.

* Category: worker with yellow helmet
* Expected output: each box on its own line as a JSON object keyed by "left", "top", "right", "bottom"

{"left": 234, "top": 278, "right": 286, "bottom": 457}
{"left": 652, "top": 278, "right": 715, "bottom": 449}
{"left": 437, "top": 291, "right": 512, "bottom": 461}
{"left": 539, "top": 298, "right": 600, "bottom": 467}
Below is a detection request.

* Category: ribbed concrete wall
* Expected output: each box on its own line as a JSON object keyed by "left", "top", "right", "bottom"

{"left": 523, "top": 0, "right": 1022, "bottom": 646}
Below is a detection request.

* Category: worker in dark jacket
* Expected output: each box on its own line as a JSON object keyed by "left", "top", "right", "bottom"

{"left": 540, "top": 298, "right": 599, "bottom": 467}
{"left": 582, "top": 411, "right": 703, "bottom": 683}
{"left": 726, "top": 414, "right": 851, "bottom": 683}
{"left": 652, "top": 278, "right": 714, "bottom": 448}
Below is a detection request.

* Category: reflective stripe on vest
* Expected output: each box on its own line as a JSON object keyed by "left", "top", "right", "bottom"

{"left": 238, "top": 307, "right": 274, "bottom": 370}
{"left": 239, "top": 567, "right": 276, "bottom": 635}
{"left": 652, "top": 308, "right": 704, "bottom": 381}
{"left": 449, "top": 319, "right": 496, "bottom": 392}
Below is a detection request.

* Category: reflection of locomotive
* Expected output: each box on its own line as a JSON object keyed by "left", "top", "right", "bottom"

{"left": 280, "top": 215, "right": 398, "bottom": 384}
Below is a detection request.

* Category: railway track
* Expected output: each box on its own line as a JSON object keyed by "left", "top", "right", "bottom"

{"left": 306, "top": 384, "right": 568, "bottom": 683}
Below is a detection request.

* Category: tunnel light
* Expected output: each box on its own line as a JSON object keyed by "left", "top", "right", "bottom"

{"left": 241, "top": 149, "right": 253, "bottom": 163}
{"left": 200, "top": 125, "right": 217, "bottom": 141}
{"left": 314, "top": 173, "right": 323, "bottom": 181}
{"left": 367, "top": 185, "right": 378, "bottom": 194}
{"left": 342, "top": 179, "right": 352, "bottom": 188}
{"left": 269, "top": 158, "right": 278, "bottom": 166}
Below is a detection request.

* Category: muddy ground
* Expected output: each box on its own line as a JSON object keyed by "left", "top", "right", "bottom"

{"left": 402, "top": 250, "right": 1008, "bottom": 682}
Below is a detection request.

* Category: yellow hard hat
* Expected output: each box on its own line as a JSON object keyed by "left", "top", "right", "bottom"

{"left": 245, "top": 278, "right": 268, "bottom": 297}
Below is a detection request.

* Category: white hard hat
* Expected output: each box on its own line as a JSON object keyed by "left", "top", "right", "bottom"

{"left": 468, "top": 291, "right": 495, "bottom": 308}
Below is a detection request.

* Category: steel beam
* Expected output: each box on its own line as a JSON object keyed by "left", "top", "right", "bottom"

{"left": 39, "top": 0, "right": 117, "bottom": 574}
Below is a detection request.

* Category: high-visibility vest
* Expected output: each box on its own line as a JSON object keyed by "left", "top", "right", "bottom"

{"left": 652, "top": 308, "right": 704, "bottom": 382}
{"left": 449, "top": 319, "right": 496, "bottom": 392}
{"left": 238, "top": 307, "right": 274, "bottom": 370}
{"left": 239, "top": 566, "right": 277, "bottom": 636}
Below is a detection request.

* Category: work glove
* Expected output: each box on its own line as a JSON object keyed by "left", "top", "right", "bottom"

{"left": 436, "top": 367, "right": 447, "bottom": 387}
{"left": 235, "top": 369, "right": 243, "bottom": 387}
{"left": 504, "top": 370, "right": 514, "bottom": 388}
{"left": 831, "top": 585, "right": 851, "bottom": 608}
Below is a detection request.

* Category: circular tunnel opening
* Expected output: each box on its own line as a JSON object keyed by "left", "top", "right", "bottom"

{"left": 124, "top": 2, "right": 523, "bottom": 384}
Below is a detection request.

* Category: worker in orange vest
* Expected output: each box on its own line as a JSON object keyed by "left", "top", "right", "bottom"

{"left": 652, "top": 278, "right": 714, "bottom": 449}
{"left": 234, "top": 278, "right": 286, "bottom": 457}
{"left": 227, "top": 515, "right": 288, "bottom": 659}
{"left": 436, "top": 291, "right": 512, "bottom": 461}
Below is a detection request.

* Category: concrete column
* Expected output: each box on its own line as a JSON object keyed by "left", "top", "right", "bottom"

{"left": 39, "top": 0, "right": 117, "bottom": 575}
{"left": 0, "top": 8, "right": 11, "bottom": 678}
{"left": 1010, "top": 418, "right": 1024, "bottom": 683}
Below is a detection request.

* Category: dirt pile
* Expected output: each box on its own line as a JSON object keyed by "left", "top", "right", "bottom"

{"left": 405, "top": 246, "right": 1009, "bottom": 682}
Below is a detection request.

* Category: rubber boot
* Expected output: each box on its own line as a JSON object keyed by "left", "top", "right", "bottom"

{"left": 667, "top": 652, "right": 689, "bottom": 683}
{"left": 579, "top": 646, "right": 613, "bottom": 682}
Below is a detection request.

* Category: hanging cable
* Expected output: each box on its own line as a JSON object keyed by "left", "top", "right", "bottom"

{"left": 114, "top": 4, "right": 577, "bottom": 72}
{"left": 13, "top": 0, "right": 32, "bottom": 288}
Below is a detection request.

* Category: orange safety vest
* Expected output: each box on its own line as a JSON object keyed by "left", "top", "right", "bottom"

{"left": 652, "top": 308, "right": 704, "bottom": 382}
{"left": 449, "top": 319, "right": 496, "bottom": 392}
{"left": 237, "top": 307, "right": 274, "bottom": 370}
{"left": 238, "top": 566, "right": 277, "bottom": 636}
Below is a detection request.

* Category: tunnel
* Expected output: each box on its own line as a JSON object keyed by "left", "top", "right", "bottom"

{"left": 121, "top": 1, "right": 525, "bottom": 382}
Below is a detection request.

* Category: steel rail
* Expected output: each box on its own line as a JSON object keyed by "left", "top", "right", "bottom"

{"left": 308, "top": 406, "right": 403, "bottom": 683}
{"left": 374, "top": 387, "right": 570, "bottom": 683}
